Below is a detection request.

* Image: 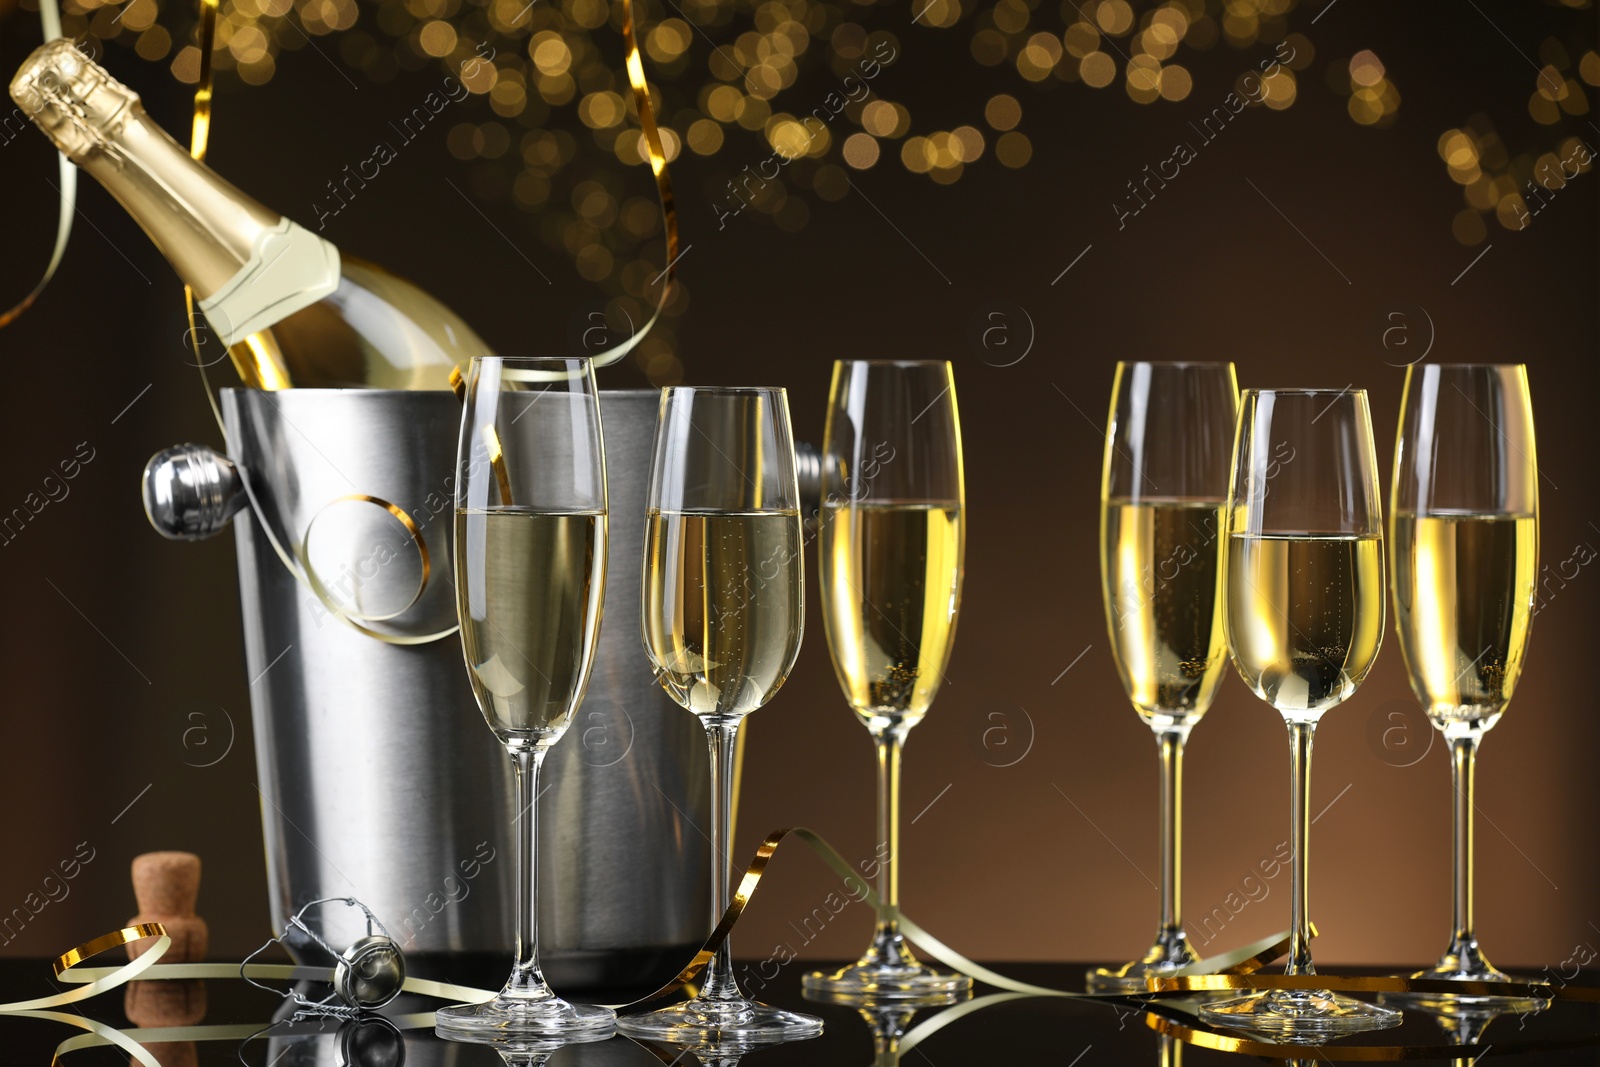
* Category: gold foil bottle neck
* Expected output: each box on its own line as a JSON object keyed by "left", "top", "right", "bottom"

{"left": 10, "top": 39, "right": 140, "bottom": 161}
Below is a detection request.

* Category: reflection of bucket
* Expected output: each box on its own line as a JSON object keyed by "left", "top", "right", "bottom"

{"left": 165, "top": 389, "right": 711, "bottom": 989}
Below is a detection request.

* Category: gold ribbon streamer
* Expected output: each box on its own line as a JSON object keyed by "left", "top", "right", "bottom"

{"left": 20, "top": 829, "right": 1598, "bottom": 1063}
{"left": 1141, "top": 1006, "right": 1600, "bottom": 1061}
{"left": 56, "top": 944, "right": 496, "bottom": 1009}
{"left": 182, "top": 0, "right": 458, "bottom": 648}
{"left": 617, "top": 827, "right": 1299, "bottom": 1013}
{"left": 179, "top": 0, "right": 672, "bottom": 645}
{"left": 297, "top": 492, "right": 434, "bottom": 626}
{"left": 0, "top": 0, "right": 75, "bottom": 330}
{"left": 0, "top": 923, "right": 172, "bottom": 1011}
{"left": 42, "top": 923, "right": 495, "bottom": 1061}
{"left": 595, "top": 0, "right": 679, "bottom": 370}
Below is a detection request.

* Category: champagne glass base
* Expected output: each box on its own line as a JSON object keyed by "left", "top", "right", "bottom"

{"left": 616, "top": 997, "right": 824, "bottom": 1044}
{"left": 804, "top": 985, "right": 969, "bottom": 1010}
{"left": 1086, "top": 935, "right": 1200, "bottom": 993}
{"left": 1198, "top": 989, "right": 1401, "bottom": 1039}
{"left": 435, "top": 995, "right": 616, "bottom": 1042}
{"left": 803, "top": 960, "right": 972, "bottom": 1000}
{"left": 1086, "top": 961, "right": 1195, "bottom": 994}
{"left": 1379, "top": 958, "right": 1550, "bottom": 1014}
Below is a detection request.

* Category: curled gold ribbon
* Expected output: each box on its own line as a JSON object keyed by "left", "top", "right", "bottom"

{"left": 22, "top": 827, "right": 1600, "bottom": 1064}
{"left": 53, "top": 923, "right": 169, "bottom": 977}
{"left": 298, "top": 492, "right": 434, "bottom": 626}
{"left": 616, "top": 827, "right": 1299, "bottom": 1012}
{"left": 596, "top": 0, "right": 680, "bottom": 370}
{"left": 223, "top": 444, "right": 460, "bottom": 645}
{"left": 180, "top": 0, "right": 671, "bottom": 648}
{"left": 43, "top": 922, "right": 495, "bottom": 1063}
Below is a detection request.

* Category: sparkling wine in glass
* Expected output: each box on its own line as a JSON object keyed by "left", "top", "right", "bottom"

{"left": 436, "top": 356, "right": 616, "bottom": 1042}
{"left": 617, "top": 386, "right": 824, "bottom": 1044}
{"left": 1088, "top": 361, "right": 1237, "bottom": 993}
{"left": 1199, "top": 388, "right": 1401, "bottom": 1037}
{"left": 1387, "top": 364, "right": 1545, "bottom": 1012}
{"left": 802, "top": 360, "right": 971, "bottom": 1000}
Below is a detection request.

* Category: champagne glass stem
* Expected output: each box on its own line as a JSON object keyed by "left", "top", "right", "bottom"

{"left": 1286, "top": 720, "right": 1316, "bottom": 978}
{"left": 703, "top": 721, "right": 742, "bottom": 1002}
{"left": 873, "top": 725, "right": 907, "bottom": 938}
{"left": 1156, "top": 727, "right": 1188, "bottom": 941}
{"left": 1450, "top": 732, "right": 1480, "bottom": 951}
{"left": 509, "top": 746, "right": 552, "bottom": 999}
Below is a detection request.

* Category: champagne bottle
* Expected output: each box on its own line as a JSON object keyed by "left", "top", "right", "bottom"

{"left": 9, "top": 40, "right": 489, "bottom": 390}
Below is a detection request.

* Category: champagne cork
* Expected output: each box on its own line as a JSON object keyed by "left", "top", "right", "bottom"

{"left": 124, "top": 849, "right": 208, "bottom": 1054}
{"left": 124, "top": 977, "right": 206, "bottom": 1027}
{"left": 128, "top": 1043, "right": 196, "bottom": 1067}
{"left": 126, "top": 851, "right": 209, "bottom": 963}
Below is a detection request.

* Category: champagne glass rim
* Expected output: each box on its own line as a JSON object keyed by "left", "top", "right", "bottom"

{"left": 1114, "top": 360, "right": 1234, "bottom": 368}
{"left": 1243, "top": 386, "right": 1369, "bottom": 397}
{"left": 470, "top": 355, "right": 593, "bottom": 367}
{"left": 660, "top": 385, "right": 787, "bottom": 396}
{"left": 1406, "top": 361, "right": 1528, "bottom": 370}
{"left": 833, "top": 359, "right": 951, "bottom": 368}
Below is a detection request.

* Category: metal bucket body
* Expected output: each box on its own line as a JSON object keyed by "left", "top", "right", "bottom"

{"left": 222, "top": 387, "right": 707, "bottom": 988}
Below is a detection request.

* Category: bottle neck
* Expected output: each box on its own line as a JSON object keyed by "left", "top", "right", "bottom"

{"left": 78, "top": 105, "right": 282, "bottom": 300}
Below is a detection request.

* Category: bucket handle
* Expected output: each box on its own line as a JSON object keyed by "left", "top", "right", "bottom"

{"left": 142, "top": 443, "right": 459, "bottom": 647}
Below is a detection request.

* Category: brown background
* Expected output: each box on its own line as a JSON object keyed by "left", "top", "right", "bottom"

{"left": 0, "top": 1, "right": 1593, "bottom": 972}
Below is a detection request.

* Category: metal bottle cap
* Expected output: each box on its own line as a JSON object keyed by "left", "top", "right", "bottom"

{"left": 142, "top": 443, "right": 246, "bottom": 541}
{"left": 338, "top": 1016, "right": 406, "bottom": 1066}
{"left": 793, "top": 440, "right": 822, "bottom": 510}
{"left": 333, "top": 934, "right": 407, "bottom": 1010}
{"left": 9, "top": 40, "right": 142, "bottom": 161}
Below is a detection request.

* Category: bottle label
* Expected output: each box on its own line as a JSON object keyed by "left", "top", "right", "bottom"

{"left": 198, "top": 218, "right": 341, "bottom": 347}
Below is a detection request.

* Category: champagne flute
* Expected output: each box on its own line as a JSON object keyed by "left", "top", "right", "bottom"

{"left": 618, "top": 386, "right": 824, "bottom": 1043}
{"left": 802, "top": 360, "right": 971, "bottom": 1000}
{"left": 1089, "top": 361, "right": 1238, "bottom": 993}
{"left": 1387, "top": 364, "right": 1544, "bottom": 1010}
{"left": 1199, "top": 388, "right": 1401, "bottom": 1037}
{"left": 438, "top": 357, "right": 615, "bottom": 1040}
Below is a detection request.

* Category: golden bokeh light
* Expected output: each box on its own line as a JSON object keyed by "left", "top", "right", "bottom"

{"left": 705, "top": 84, "right": 744, "bottom": 123}
{"left": 1348, "top": 49, "right": 1384, "bottom": 87}
{"left": 53, "top": 0, "right": 1584, "bottom": 375}
{"left": 996, "top": 130, "right": 1032, "bottom": 168}
{"left": 1018, "top": 31, "right": 1063, "bottom": 81}
{"left": 951, "top": 124, "right": 985, "bottom": 162}
{"left": 1159, "top": 63, "right": 1191, "bottom": 101}
{"left": 686, "top": 117, "right": 724, "bottom": 154}
{"left": 1095, "top": 0, "right": 1134, "bottom": 36}
{"left": 842, "top": 131, "right": 880, "bottom": 169}
{"left": 1063, "top": 21, "right": 1100, "bottom": 58}
{"left": 1581, "top": 50, "right": 1600, "bottom": 86}
{"left": 135, "top": 23, "right": 173, "bottom": 58}
{"left": 862, "top": 99, "right": 907, "bottom": 138}
{"left": 984, "top": 93, "right": 1022, "bottom": 131}
{"left": 970, "top": 27, "right": 1008, "bottom": 66}
{"left": 1124, "top": 54, "right": 1160, "bottom": 103}
{"left": 993, "top": 0, "right": 1029, "bottom": 34}
{"left": 900, "top": 135, "right": 934, "bottom": 174}
{"left": 1261, "top": 68, "right": 1295, "bottom": 110}
{"left": 418, "top": 18, "right": 456, "bottom": 56}
{"left": 1080, "top": 50, "right": 1116, "bottom": 88}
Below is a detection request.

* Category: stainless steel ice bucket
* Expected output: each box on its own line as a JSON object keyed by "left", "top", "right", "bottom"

{"left": 146, "top": 388, "right": 710, "bottom": 989}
